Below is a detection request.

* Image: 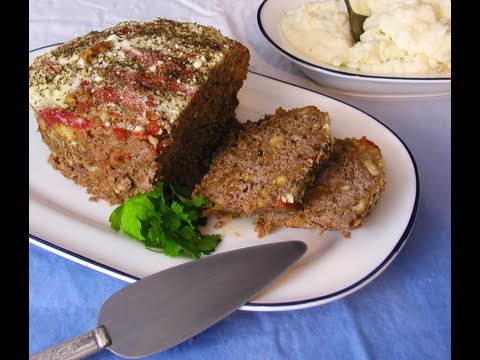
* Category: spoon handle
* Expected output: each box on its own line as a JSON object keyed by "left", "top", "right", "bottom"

{"left": 29, "top": 326, "right": 111, "bottom": 360}
{"left": 343, "top": 0, "right": 367, "bottom": 43}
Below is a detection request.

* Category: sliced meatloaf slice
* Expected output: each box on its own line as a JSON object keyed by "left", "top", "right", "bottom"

{"left": 29, "top": 19, "right": 250, "bottom": 205}
{"left": 254, "top": 137, "right": 386, "bottom": 238}
{"left": 193, "top": 106, "right": 334, "bottom": 216}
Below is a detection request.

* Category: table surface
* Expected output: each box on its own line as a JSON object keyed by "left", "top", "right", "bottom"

{"left": 28, "top": 0, "right": 451, "bottom": 359}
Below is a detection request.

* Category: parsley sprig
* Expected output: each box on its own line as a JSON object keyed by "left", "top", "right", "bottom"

{"left": 109, "top": 182, "right": 221, "bottom": 259}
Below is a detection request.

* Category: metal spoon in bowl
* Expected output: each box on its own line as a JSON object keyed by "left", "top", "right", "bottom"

{"left": 343, "top": 0, "right": 367, "bottom": 43}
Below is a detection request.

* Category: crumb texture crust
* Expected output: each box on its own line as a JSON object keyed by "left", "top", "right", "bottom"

{"left": 29, "top": 19, "right": 250, "bottom": 204}
{"left": 193, "top": 106, "right": 334, "bottom": 216}
{"left": 254, "top": 137, "right": 387, "bottom": 238}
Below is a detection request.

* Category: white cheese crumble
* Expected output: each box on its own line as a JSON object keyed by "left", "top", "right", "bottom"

{"left": 29, "top": 19, "right": 231, "bottom": 133}
{"left": 29, "top": 75, "right": 83, "bottom": 109}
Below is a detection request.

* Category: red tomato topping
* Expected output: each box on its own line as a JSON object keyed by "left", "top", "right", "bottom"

{"left": 37, "top": 108, "right": 92, "bottom": 130}
{"left": 112, "top": 127, "right": 129, "bottom": 141}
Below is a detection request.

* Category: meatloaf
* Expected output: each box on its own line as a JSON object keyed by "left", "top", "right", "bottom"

{"left": 254, "top": 137, "right": 387, "bottom": 238}
{"left": 29, "top": 19, "right": 250, "bottom": 204}
{"left": 192, "top": 106, "right": 334, "bottom": 216}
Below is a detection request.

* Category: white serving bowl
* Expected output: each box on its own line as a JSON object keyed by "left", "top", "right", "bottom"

{"left": 257, "top": 0, "right": 451, "bottom": 97}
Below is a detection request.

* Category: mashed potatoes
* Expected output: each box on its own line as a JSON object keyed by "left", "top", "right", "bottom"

{"left": 281, "top": 0, "right": 451, "bottom": 77}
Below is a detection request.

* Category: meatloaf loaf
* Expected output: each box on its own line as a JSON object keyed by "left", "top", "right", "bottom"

{"left": 192, "top": 106, "right": 334, "bottom": 216}
{"left": 29, "top": 19, "right": 250, "bottom": 204}
{"left": 254, "top": 137, "right": 386, "bottom": 238}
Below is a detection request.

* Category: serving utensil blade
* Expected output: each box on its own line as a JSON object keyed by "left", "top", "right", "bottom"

{"left": 30, "top": 240, "right": 307, "bottom": 359}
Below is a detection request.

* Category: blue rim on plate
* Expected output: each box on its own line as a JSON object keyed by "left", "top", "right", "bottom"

{"left": 29, "top": 44, "right": 420, "bottom": 311}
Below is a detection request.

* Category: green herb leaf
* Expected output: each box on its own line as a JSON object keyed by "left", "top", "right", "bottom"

{"left": 109, "top": 181, "right": 221, "bottom": 259}
{"left": 197, "top": 234, "right": 222, "bottom": 254}
{"left": 120, "top": 195, "right": 155, "bottom": 240}
{"left": 109, "top": 204, "right": 123, "bottom": 231}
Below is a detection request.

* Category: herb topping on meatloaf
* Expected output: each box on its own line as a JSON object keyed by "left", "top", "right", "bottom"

{"left": 29, "top": 19, "right": 250, "bottom": 204}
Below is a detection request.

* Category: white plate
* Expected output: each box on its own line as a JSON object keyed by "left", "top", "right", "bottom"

{"left": 257, "top": 0, "right": 451, "bottom": 97}
{"left": 29, "top": 44, "right": 419, "bottom": 311}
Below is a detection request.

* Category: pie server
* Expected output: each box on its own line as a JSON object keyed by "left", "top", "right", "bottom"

{"left": 30, "top": 240, "right": 307, "bottom": 359}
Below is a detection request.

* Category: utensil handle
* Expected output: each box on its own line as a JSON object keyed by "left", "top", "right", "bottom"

{"left": 30, "top": 326, "right": 111, "bottom": 360}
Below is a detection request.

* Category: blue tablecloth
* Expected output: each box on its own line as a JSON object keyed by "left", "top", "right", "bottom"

{"left": 29, "top": 1, "right": 451, "bottom": 358}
